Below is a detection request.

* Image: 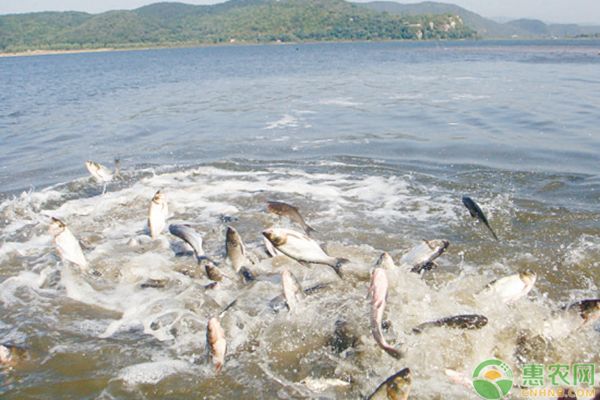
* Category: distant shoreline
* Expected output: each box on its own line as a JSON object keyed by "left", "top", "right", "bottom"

{"left": 1, "top": 37, "right": 598, "bottom": 58}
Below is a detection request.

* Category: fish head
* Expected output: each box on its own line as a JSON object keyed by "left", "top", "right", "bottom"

{"left": 581, "top": 299, "right": 600, "bottom": 323}
{"left": 48, "top": 217, "right": 66, "bottom": 236}
{"left": 226, "top": 226, "right": 241, "bottom": 247}
{"left": 519, "top": 271, "right": 537, "bottom": 286}
{"left": 266, "top": 201, "right": 281, "bottom": 214}
{"left": 262, "top": 228, "right": 287, "bottom": 246}
{"left": 386, "top": 368, "right": 412, "bottom": 399}
{"left": 152, "top": 190, "right": 165, "bottom": 204}
{"left": 85, "top": 160, "right": 99, "bottom": 171}
{"left": 375, "top": 252, "right": 396, "bottom": 269}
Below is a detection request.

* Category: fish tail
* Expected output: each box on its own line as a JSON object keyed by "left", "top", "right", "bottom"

{"left": 485, "top": 223, "right": 499, "bottom": 241}
{"left": 382, "top": 343, "right": 404, "bottom": 359}
{"left": 304, "top": 224, "right": 317, "bottom": 236}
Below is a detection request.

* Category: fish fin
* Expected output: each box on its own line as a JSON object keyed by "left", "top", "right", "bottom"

{"left": 219, "top": 299, "right": 238, "bottom": 317}
{"left": 383, "top": 345, "right": 404, "bottom": 359}
{"left": 411, "top": 261, "right": 438, "bottom": 274}
{"left": 485, "top": 224, "right": 499, "bottom": 241}
{"left": 412, "top": 326, "right": 424, "bottom": 334}
{"left": 303, "top": 283, "right": 329, "bottom": 295}
{"left": 298, "top": 260, "right": 311, "bottom": 268}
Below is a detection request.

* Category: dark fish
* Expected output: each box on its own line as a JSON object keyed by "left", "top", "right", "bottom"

{"left": 413, "top": 314, "right": 488, "bottom": 334}
{"left": 140, "top": 279, "right": 168, "bottom": 289}
{"left": 563, "top": 299, "right": 600, "bottom": 326}
{"left": 329, "top": 320, "right": 358, "bottom": 354}
{"left": 367, "top": 368, "right": 412, "bottom": 400}
{"left": 267, "top": 201, "right": 316, "bottom": 235}
{"left": 462, "top": 196, "right": 498, "bottom": 240}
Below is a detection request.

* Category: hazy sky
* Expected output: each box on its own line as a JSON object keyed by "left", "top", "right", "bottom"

{"left": 1, "top": 0, "right": 599, "bottom": 25}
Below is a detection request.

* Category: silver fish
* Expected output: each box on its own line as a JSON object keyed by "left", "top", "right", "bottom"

{"left": 262, "top": 228, "right": 349, "bottom": 277}
{"left": 281, "top": 268, "right": 304, "bottom": 312}
{"left": 412, "top": 314, "right": 488, "bottom": 334}
{"left": 85, "top": 160, "right": 118, "bottom": 183}
{"left": 263, "top": 235, "right": 283, "bottom": 257}
{"left": 267, "top": 201, "right": 316, "bottom": 235}
{"left": 48, "top": 217, "right": 88, "bottom": 269}
{"left": 169, "top": 224, "right": 204, "bottom": 258}
{"left": 148, "top": 190, "right": 168, "bottom": 239}
{"left": 480, "top": 271, "right": 537, "bottom": 303}
{"left": 206, "top": 317, "right": 226, "bottom": 373}
{"left": 225, "top": 226, "right": 252, "bottom": 273}
{"left": 367, "top": 367, "right": 412, "bottom": 400}
{"left": 399, "top": 239, "right": 449, "bottom": 273}
{"left": 368, "top": 267, "right": 403, "bottom": 359}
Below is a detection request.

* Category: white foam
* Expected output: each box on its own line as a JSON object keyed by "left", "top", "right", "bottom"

{"left": 264, "top": 114, "right": 299, "bottom": 129}
{"left": 117, "top": 359, "right": 193, "bottom": 385}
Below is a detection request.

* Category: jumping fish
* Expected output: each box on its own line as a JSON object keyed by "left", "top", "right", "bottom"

{"left": 462, "top": 196, "right": 499, "bottom": 240}
{"left": 267, "top": 201, "right": 316, "bottom": 235}
{"left": 48, "top": 217, "right": 88, "bottom": 269}
{"left": 262, "top": 228, "right": 349, "bottom": 277}
{"left": 367, "top": 368, "right": 412, "bottom": 400}
{"left": 225, "top": 226, "right": 252, "bottom": 273}
{"left": 399, "top": 239, "right": 449, "bottom": 273}
{"left": 85, "top": 159, "right": 120, "bottom": 183}
{"left": 206, "top": 317, "right": 226, "bottom": 373}
{"left": 412, "top": 314, "right": 488, "bottom": 334}
{"left": 169, "top": 224, "right": 204, "bottom": 258}
{"left": 281, "top": 269, "right": 304, "bottom": 312}
{"left": 0, "top": 344, "right": 27, "bottom": 368}
{"left": 480, "top": 271, "right": 537, "bottom": 303}
{"left": 148, "top": 190, "right": 168, "bottom": 239}
{"left": 563, "top": 299, "right": 600, "bottom": 326}
{"left": 368, "top": 266, "right": 403, "bottom": 359}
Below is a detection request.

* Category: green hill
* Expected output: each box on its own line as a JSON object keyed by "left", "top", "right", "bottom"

{"left": 0, "top": 0, "right": 475, "bottom": 53}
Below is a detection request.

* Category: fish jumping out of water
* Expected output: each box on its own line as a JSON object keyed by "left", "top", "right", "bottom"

{"left": 368, "top": 265, "right": 403, "bottom": 359}
{"left": 462, "top": 196, "right": 499, "bottom": 240}
{"left": 563, "top": 299, "right": 600, "bottom": 327}
{"left": 281, "top": 268, "right": 305, "bottom": 312}
{"left": 206, "top": 317, "right": 226, "bottom": 373}
{"left": 399, "top": 239, "right": 450, "bottom": 273}
{"left": 267, "top": 201, "right": 316, "bottom": 235}
{"left": 85, "top": 159, "right": 121, "bottom": 183}
{"left": 148, "top": 190, "right": 168, "bottom": 239}
{"left": 262, "top": 228, "right": 348, "bottom": 277}
{"left": 480, "top": 271, "right": 537, "bottom": 303}
{"left": 367, "top": 367, "right": 412, "bottom": 400}
{"left": 169, "top": 224, "right": 204, "bottom": 259}
{"left": 412, "top": 314, "right": 488, "bottom": 334}
{"left": 225, "top": 226, "right": 254, "bottom": 274}
{"left": 48, "top": 217, "right": 88, "bottom": 270}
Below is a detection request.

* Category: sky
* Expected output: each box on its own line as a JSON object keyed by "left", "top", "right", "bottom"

{"left": 0, "top": 0, "right": 599, "bottom": 25}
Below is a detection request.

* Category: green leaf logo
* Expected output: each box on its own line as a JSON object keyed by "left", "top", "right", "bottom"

{"left": 472, "top": 359, "right": 513, "bottom": 400}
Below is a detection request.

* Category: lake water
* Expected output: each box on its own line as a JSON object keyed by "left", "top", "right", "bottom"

{"left": 1, "top": 40, "right": 599, "bottom": 399}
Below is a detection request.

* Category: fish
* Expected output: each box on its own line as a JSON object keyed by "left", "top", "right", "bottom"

{"left": 0, "top": 344, "right": 27, "bottom": 368}
{"left": 367, "top": 367, "right": 412, "bottom": 400}
{"left": 267, "top": 201, "right": 316, "bottom": 235}
{"left": 462, "top": 196, "right": 499, "bottom": 240}
{"left": 412, "top": 314, "right": 488, "bottom": 334}
{"left": 368, "top": 267, "right": 403, "bottom": 359}
{"left": 281, "top": 269, "right": 305, "bottom": 312}
{"left": 148, "top": 190, "right": 168, "bottom": 239}
{"left": 203, "top": 260, "right": 224, "bottom": 282}
{"left": 206, "top": 317, "right": 226, "bottom": 373}
{"left": 262, "top": 228, "right": 349, "bottom": 277}
{"left": 85, "top": 159, "right": 120, "bottom": 183}
{"left": 563, "top": 299, "right": 600, "bottom": 326}
{"left": 169, "top": 224, "right": 204, "bottom": 259}
{"left": 480, "top": 271, "right": 537, "bottom": 303}
{"left": 48, "top": 217, "right": 88, "bottom": 269}
{"left": 225, "top": 226, "right": 252, "bottom": 273}
{"left": 399, "top": 239, "right": 449, "bottom": 273}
